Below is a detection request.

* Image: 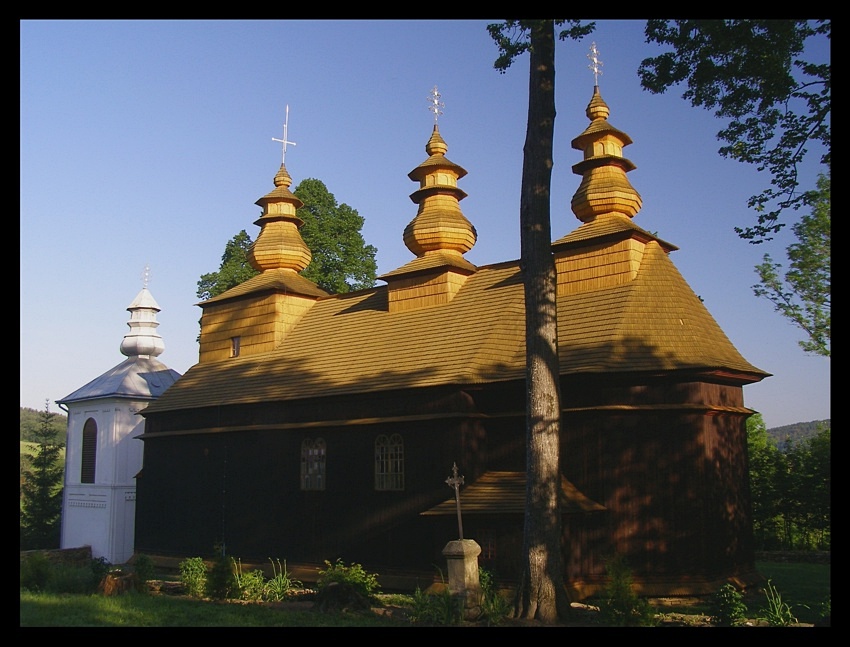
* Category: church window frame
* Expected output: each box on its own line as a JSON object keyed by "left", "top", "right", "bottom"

{"left": 300, "top": 437, "right": 326, "bottom": 491}
{"left": 374, "top": 433, "right": 404, "bottom": 491}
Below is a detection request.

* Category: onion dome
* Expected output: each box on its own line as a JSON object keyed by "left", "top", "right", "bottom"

{"left": 403, "top": 123, "right": 477, "bottom": 259}
{"left": 569, "top": 85, "right": 642, "bottom": 223}
{"left": 248, "top": 161, "right": 312, "bottom": 273}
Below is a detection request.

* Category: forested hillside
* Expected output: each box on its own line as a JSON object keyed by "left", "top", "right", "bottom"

{"left": 767, "top": 419, "right": 830, "bottom": 451}
{"left": 20, "top": 407, "right": 67, "bottom": 445}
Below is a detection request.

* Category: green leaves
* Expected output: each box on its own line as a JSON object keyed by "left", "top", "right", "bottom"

{"left": 294, "top": 178, "right": 378, "bottom": 294}
{"left": 638, "top": 19, "right": 830, "bottom": 243}
{"left": 752, "top": 172, "right": 830, "bottom": 356}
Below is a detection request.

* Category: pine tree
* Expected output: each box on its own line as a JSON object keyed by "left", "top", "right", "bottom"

{"left": 20, "top": 400, "right": 64, "bottom": 550}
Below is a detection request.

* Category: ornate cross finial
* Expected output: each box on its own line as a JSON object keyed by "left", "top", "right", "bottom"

{"left": 272, "top": 104, "right": 297, "bottom": 164}
{"left": 445, "top": 462, "right": 465, "bottom": 540}
{"left": 587, "top": 42, "right": 603, "bottom": 85}
{"left": 141, "top": 264, "right": 151, "bottom": 289}
{"left": 427, "top": 86, "right": 444, "bottom": 124}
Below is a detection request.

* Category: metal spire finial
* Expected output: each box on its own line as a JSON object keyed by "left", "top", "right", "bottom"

{"left": 427, "top": 86, "right": 444, "bottom": 124}
{"left": 272, "top": 105, "right": 297, "bottom": 164}
{"left": 141, "top": 264, "right": 151, "bottom": 289}
{"left": 588, "top": 42, "right": 603, "bottom": 85}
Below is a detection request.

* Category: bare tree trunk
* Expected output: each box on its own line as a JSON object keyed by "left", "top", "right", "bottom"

{"left": 513, "top": 19, "right": 571, "bottom": 623}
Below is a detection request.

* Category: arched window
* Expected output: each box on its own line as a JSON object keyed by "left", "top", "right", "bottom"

{"left": 300, "top": 437, "right": 326, "bottom": 490}
{"left": 375, "top": 433, "right": 404, "bottom": 491}
{"left": 81, "top": 418, "right": 97, "bottom": 484}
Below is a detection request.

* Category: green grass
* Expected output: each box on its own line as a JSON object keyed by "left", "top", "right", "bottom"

{"left": 645, "top": 561, "right": 830, "bottom": 624}
{"left": 20, "top": 590, "right": 410, "bottom": 627}
{"left": 755, "top": 561, "right": 830, "bottom": 624}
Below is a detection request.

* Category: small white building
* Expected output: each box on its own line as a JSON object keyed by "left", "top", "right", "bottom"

{"left": 57, "top": 278, "right": 181, "bottom": 564}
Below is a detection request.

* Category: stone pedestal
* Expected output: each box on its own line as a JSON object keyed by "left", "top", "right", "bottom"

{"left": 442, "top": 538, "right": 482, "bottom": 620}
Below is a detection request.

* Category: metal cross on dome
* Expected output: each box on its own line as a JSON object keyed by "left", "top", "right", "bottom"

{"left": 445, "top": 462, "right": 465, "bottom": 540}
{"left": 427, "top": 86, "right": 444, "bottom": 124}
{"left": 272, "top": 104, "right": 297, "bottom": 164}
{"left": 588, "top": 42, "right": 603, "bottom": 85}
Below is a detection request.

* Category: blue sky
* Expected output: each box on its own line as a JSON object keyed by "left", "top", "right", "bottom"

{"left": 20, "top": 19, "right": 830, "bottom": 429}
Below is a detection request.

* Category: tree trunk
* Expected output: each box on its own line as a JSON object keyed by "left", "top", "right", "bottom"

{"left": 513, "top": 20, "right": 571, "bottom": 623}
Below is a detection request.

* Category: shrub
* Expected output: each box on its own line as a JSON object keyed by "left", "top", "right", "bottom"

{"left": 233, "top": 558, "right": 266, "bottom": 602}
{"left": 206, "top": 550, "right": 237, "bottom": 600}
{"left": 596, "top": 554, "right": 657, "bottom": 627}
{"left": 316, "top": 559, "right": 380, "bottom": 598}
{"left": 50, "top": 562, "right": 103, "bottom": 594}
{"left": 708, "top": 583, "right": 748, "bottom": 626}
{"left": 132, "top": 554, "right": 156, "bottom": 586}
{"left": 20, "top": 552, "right": 52, "bottom": 592}
{"left": 179, "top": 557, "right": 207, "bottom": 598}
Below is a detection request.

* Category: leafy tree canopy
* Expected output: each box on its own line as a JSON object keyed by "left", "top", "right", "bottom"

{"left": 488, "top": 19, "right": 595, "bottom": 72}
{"left": 196, "top": 229, "right": 257, "bottom": 301}
{"left": 295, "top": 178, "right": 378, "bottom": 294}
{"left": 753, "top": 172, "right": 830, "bottom": 356}
{"left": 637, "top": 19, "right": 830, "bottom": 243}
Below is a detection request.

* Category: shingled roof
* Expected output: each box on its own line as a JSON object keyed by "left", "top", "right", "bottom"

{"left": 143, "top": 238, "right": 765, "bottom": 416}
{"left": 421, "top": 471, "right": 606, "bottom": 516}
{"left": 142, "top": 84, "right": 768, "bottom": 416}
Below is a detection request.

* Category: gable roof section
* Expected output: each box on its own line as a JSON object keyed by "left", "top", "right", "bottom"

{"left": 557, "top": 240, "right": 768, "bottom": 376}
{"left": 200, "top": 267, "right": 328, "bottom": 305}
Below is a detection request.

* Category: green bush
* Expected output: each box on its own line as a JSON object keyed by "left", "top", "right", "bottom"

{"left": 316, "top": 558, "right": 380, "bottom": 598}
{"left": 21, "top": 554, "right": 113, "bottom": 595}
{"left": 179, "top": 557, "right": 207, "bottom": 598}
{"left": 206, "top": 550, "right": 237, "bottom": 600}
{"left": 132, "top": 554, "right": 155, "bottom": 585}
{"left": 20, "top": 553, "right": 52, "bottom": 591}
{"left": 233, "top": 558, "right": 266, "bottom": 602}
{"left": 48, "top": 562, "right": 102, "bottom": 594}
{"left": 708, "top": 583, "right": 748, "bottom": 626}
{"left": 596, "top": 554, "right": 657, "bottom": 627}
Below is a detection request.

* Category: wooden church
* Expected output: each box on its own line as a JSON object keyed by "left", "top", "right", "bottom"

{"left": 135, "top": 84, "right": 770, "bottom": 599}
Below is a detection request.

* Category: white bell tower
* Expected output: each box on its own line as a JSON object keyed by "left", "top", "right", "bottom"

{"left": 57, "top": 268, "right": 181, "bottom": 564}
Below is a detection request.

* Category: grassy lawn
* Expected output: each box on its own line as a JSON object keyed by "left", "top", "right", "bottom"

{"left": 19, "top": 590, "right": 410, "bottom": 627}
{"left": 20, "top": 560, "right": 829, "bottom": 627}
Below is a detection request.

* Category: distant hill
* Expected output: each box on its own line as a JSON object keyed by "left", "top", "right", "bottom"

{"left": 19, "top": 406, "right": 67, "bottom": 445}
{"left": 767, "top": 419, "right": 830, "bottom": 451}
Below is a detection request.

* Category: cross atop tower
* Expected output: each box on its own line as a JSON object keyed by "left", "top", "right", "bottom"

{"left": 427, "top": 86, "right": 444, "bottom": 124}
{"left": 272, "top": 105, "right": 297, "bottom": 164}
{"left": 588, "top": 42, "right": 603, "bottom": 85}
